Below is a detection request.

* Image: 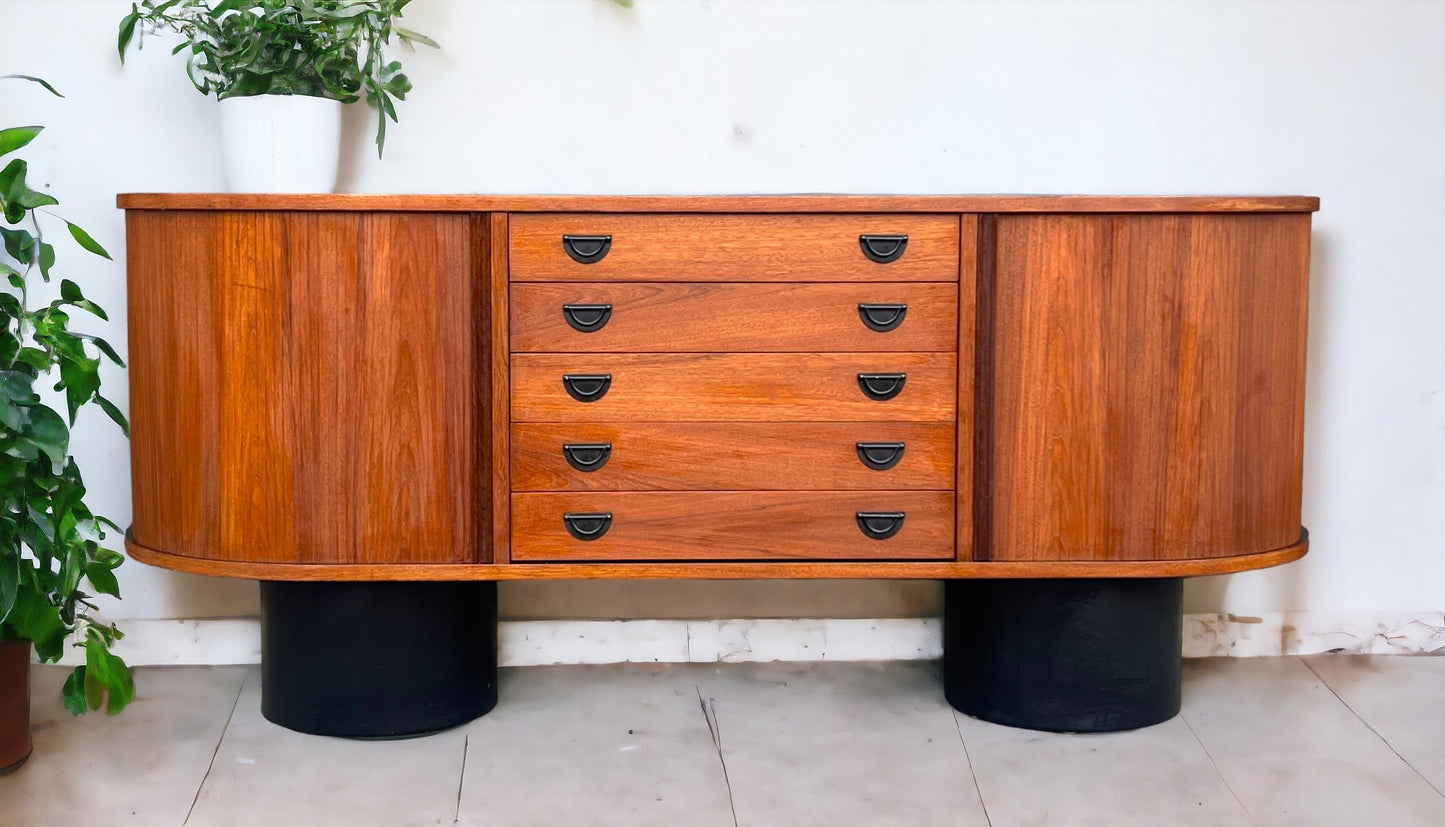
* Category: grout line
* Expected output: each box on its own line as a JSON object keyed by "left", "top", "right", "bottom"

{"left": 950, "top": 711, "right": 994, "bottom": 827}
{"left": 452, "top": 735, "right": 469, "bottom": 826}
{"left": 1302, "top": 658, "right": 1445, "bottom": 800}
{"left": 695, "top": 685, "right": 739, "bottom": 827}
{"left": 1179, "top": 710, "right": 1257, "bottom": 826}
{"left": 182, "top": 666, "right": 248, "bottom": 826}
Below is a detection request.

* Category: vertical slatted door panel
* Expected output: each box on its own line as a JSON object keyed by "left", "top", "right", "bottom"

{"left": 217, "top": 212, "right": 297, "bottom": 562}
{"left": 126, "top": 211, "right": 223, "bottom": 559}
{"left": 352, "top": 213, "right": 476, "bottom": 564}
{"left": 984, "top": 213, "right": 1310, "bottom": 561}
{"left": 489, "top": 214, "right": 511, "bottom": 564}
{"left": 280, "top": 212, "right": 363, "bottom": 563}
{"left": 956, "top": 214, "right": 979, "bottom": 560}
{"left": 132, "top": 211, "right": 481, "bottom": 565}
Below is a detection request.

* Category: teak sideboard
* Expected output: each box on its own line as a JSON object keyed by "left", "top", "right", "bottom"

{"left": 119, "top": 194, "right": 1315, "bottom": 736}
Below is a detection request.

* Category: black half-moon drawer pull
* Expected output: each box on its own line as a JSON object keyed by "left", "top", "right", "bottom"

{"left": 856, "top": 442, "right": 906, "bottom": 471}
{"left": 857, "top": 372, "right": 907, "bottom": 401}
{"left": 562, "top": 234, "right": 612, "bottom": 264}
{"left": 562, "top": 374, "right": 612, "bottom": 402}
{"left": 564, "top": 512, "right": 613, "bottom": 541}
{"left": 563, "top": 443, "right": 613, "bottom": 472}
{"left": 858, "top": 303, "right": 908, "bottom": 332}
{"left": 857, "top": 511, "right": 906, "bottom": 540}
{"left": 859, "top": 234, "right": 909, "bottom": 264}
{"left": 563, "top": 303, "right": 612, "bottom": 333}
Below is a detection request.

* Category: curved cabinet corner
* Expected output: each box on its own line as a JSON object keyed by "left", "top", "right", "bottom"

{"left": 126, "top": 210, "right": 491, "bottom": 565}
{"left": 977, "top": 213, "right": 1311, "bottom": 562}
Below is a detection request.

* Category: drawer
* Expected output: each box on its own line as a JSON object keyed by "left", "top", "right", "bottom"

{"left": 510, "top": 283, "right": 957, "bottom": 353}
{"left": 511, "top": 491, "right": 955, "bottom": 561}
{"left": 512, "top": 423, "right": 955, "bottom": 491}
{"left": 509, "top": 214, "right": 960, "bottom": 282}
{"left": 511, "top": 353, "right": 957, "bottom": 422}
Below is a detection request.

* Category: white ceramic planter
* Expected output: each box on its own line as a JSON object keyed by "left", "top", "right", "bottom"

{"left": 218, "top": 94, "right": 343, "bottom": 193}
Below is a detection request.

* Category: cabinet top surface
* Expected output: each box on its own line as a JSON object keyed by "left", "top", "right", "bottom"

{"left": 116, "top": 193, "right": 1320, "bottom": 213}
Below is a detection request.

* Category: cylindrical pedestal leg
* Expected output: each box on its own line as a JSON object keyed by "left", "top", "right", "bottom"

{"left": 943, "top": 578, "right": 1182, "bottom": 733}
{"left": 260, "top": 581, "right": 497, "bottom": 738}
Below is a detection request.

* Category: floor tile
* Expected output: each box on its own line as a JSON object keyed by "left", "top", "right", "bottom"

{"left": 1, "top": 665, "right": 246, "bottom": 825}
{"left": 455, "top": 664, "right": 736, "bottom": 827}
{"left": 185, "top": 667, "right": 467, "bottom": 827}
{"left": 1181, "top": 657, "right": 1445, "bottom": 827}
{"left": 699, "top": 661, "right": 988, "bottom": 827}
{"left": 1304, "top": 654, "right": 1445, "bottom": 796}
{"left": 956, "top": 711, "right": 1250, "bottom": 827}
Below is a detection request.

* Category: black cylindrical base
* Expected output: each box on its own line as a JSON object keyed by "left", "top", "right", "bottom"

{"left": 260, "top": 580, "right": 497, "bottom": 738}
{"left": 943, "top": 578, "right": 1182, "bottom": 733}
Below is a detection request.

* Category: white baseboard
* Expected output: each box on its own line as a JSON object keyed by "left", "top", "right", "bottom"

{"left": 53, "top": 612, "right": 1445, "bottom": 668}
{"left": 1183, "top": 611, "right": 1445, "bottom": 657}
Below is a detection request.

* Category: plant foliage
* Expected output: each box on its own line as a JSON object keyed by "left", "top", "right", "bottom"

{"left": 118, "top": 0, "right": 439, "bottom": 157}
{"left": 0, "top": 76, "right": 133, "bottom": 716}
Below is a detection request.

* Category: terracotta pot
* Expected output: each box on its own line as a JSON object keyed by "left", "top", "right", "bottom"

{"left": 0, "top": 639, "right": 32, "bottom": 774}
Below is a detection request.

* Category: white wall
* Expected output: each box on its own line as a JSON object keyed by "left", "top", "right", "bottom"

{"left": 1, "top": 0, "right": 1441, "bottom": 625}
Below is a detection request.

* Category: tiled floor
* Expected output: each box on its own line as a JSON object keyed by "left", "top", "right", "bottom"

{"left": 3, "top": 656, "right": 1443, "bottom": 826}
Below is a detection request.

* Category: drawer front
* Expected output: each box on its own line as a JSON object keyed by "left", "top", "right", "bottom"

{"left": 509, "top": 214, "right": 960, "bottom": 282}
{"left": 511, "top": 353, "right": 957, "bottom": 422}
{"left": 512, "top": 423, "right": 955, "bottom": 491}
{"left": 510, "top": 282, "right": 957, "bottom": 353}
{"left": 511, "top": 491, "right": 955, "bottom": 561}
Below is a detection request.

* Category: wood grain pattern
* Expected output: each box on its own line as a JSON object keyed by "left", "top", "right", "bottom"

{"left": 127, "top": 529, "right": 1308, "bottom": 580}
{"left": 119, "top": 193, "right": 1322, "bottom": 214}
{"left": 509, "top": 214, "right": 960, "bottom": 282}
{"left": 126, "top": 210, "right": 480, "bottom": 564}
{"left": 218, "top": 212, "right": 295, "bottom": 561}
{"left": 970, "top": 215, "right": 999, "bottom": 562}
{"left": 126, "top": 197, "right": 1313, "bottom": 580}
{"left": 956, "top": 214, "right": 978, "bottom": 562}
{"left": 511, "top": 423, "right": 955, "bottom": 491}
{"left": 511, "top": 353, "right": 957, "bottom": 422}
{"left": 983, "top": 214, "right": 1311, "bottom": 561}
{"left": 510, "top": 282, "right": 958, "bottom": 353}
{"left": 510, "top": 491, "right": 955, "bottom": 561}
{"left": 486, "top": 213, "right": 510, "bottom": 564}
{"left": 127, "top": 211, "right": 221, "bottom": 558}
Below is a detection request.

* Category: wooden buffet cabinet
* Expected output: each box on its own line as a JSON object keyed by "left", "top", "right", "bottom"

{"left": 119, "top": 194, "right": 1315, "bottom": 736}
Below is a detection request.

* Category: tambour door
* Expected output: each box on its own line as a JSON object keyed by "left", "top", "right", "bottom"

{"left": 979, "top": 213, "right": 1310, "bottom": 562}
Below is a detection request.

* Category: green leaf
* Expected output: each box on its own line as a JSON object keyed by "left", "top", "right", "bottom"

{"left": 83, "top": 664, "right": 104, "bottom": 711}
{"left": 8, "top": 589, "right": 67, "bottom": 661}
{"left": 88, "top": 335, "right": 125, "bottom": 367}
{"left": 62, "top": 667, "right": 89, "bottom": 715}
{"left": 60, "top": 278, "right": 83, "bottom": 303}
{"left": 118, "top": 10, "right": 140, "bottom": 62}
{"left": 394, "top": 27, "right": 439, "bottom": 49}
{"left": 95, "top": 395, "right": 131, "bottom": 436}
{"left": 2, "top": 75, "right": 63, "bottom": 97}
{"left": 25, "top": 403, "right": 70, "bottom": 468}
{"left": 86, "top": 562, "right": 121, "bottom": 598}
{"left": 0, "top": 225, "right": 36, "bottom": 263}
{"left": 0, "top": 159, "right": 30, "bottom": 223}
{"left": 0, "top": 157, "right": 59, "bottom": 219}
{"left": 0, "top": 370, "right": 39, "bottom": 404}
{"left": 65, "top": 221, "right": 112, "bottom": 260}
{"left": 59, "top": 355, "right": 102, "bottom": 424}
{"left": 38, "top": 241, "right": 56, "bottom": 281}
{"left": 85, "top": 635, "right": 135, "bottom": 715}
{"left": 0, "top": 126, "right": 43, "bottom": 157}
{"left": 14, "top": 347, "right": 50, "bottom": 371}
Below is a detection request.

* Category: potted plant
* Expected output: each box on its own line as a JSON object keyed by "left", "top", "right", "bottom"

{"left": 1, "top": 75, "right": 134, "bottom": 774}
{"left": 118, "top": 0, "right": 439, "bottom": 192}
